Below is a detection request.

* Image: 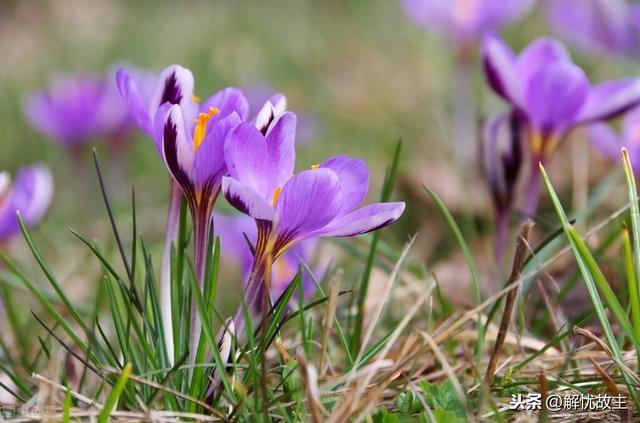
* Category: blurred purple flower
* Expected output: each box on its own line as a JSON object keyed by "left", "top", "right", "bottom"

{"left": 216, "top": 212, "right": 323, "bottom": 303}
{"left": 546, "top": 0, "right": 640, "bottom": 57}
{"left": 401, "top": 0, "right": 534, "bottom": 45}
{"left": 24, "top": 73, "right": 132, "bottom": 150}
{"left": 222, "top": 110, "right": 405, "bottom": 325}
{"left": 0, "top": 165, "right": 53, "bottom": 242}
{"left": 589, "top": 106, "right": 640, "bottom": 170}
{"left": 482, "top": 35, "right": 640, "bottom": 214}
{"left": 483, "top": 112, "right": 523, "bottom": 261}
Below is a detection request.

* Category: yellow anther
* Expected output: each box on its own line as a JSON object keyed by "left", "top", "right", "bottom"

{"left": 311, "top": 164, "right": 319, "bottom": 170}
{"left": 192, "top": 94, "right": 201, "bottom": 104}
{"left": 272, "top": 186, "right": 282, "bottom": 207}
{"left": 193, "top": 107, "right": 220, "bottom": 150}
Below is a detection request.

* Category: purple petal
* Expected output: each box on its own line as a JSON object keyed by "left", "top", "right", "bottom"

{"left": 577, "top": 79, "right": 640, "bottom": 124}
{"left": 524, "top": 62, "right": 589, "bottom": 135}
{"left": 224, "top": 122, "right": 270, "bottom": 199}
{"left": 116, "top": 68, "right": 152, "bottom": 136}
{"left": 516, "top": 37, "right": 571, "bottom": 84}
{"left": 201, "top": 87, "right": 250, "bottom": 121}
{"left": 274, "top": 169, "right": 342, "bottom": 248}
{"left": 588, "top": 123, "right": 622, "bottom": 161}
{"left": 265, "top": 112, "right": 297, "bottom": 193}
{"left": 162, "top": 105, "right": 195, "bottom": 193}
{"left": 481, "top": 35, "right": 522, "bottom": 104}
{"left": 222, "top": 177, "right": 275, "bottom": 221}
{"left": 194, "top": 113, "right": 241, "bottom": 189}
{"left": 149, "top": 65, "right": 197, "bottom": 121}
{"left": 311, "top": 202, "right": 405, "bottom": 238}
{"left": 0, "top": 165, "right": 53, "bottom": 240}
{"left": 319, "top": 155, "right": 369, "bottom": 214}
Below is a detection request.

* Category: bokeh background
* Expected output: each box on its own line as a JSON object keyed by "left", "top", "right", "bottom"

{"left": 1, "top": 0, "right": 638, "bottom": 310}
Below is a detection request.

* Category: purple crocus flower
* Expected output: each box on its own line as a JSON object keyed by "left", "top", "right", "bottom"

{"left": 482, "top": 35, "right": 640, "bottom": 214}
{"left": 0, "top": 165, "right": 53, "bottom": 243}
{"left": 589, "top": 106, "right": 640, "bottom": 171}
{"left": 222, "top": 113, "right": 405, "bottom": 331}
{"left": 401, "top": 0, "right": 534, "bottom": 46}
{"left": 117, "top": 64, "right": 249, "bottom": 364}
{"left": 24, "top": 73, "right": 132, "bottom": 152}
{"left": 153, "top": 70, "right": 248, "bottom": 365}
{"left": 546, "top": 0, "right": 640, "bottom": 57}
{"left": 216, "top": 212, "right": 323, "bottom": 303}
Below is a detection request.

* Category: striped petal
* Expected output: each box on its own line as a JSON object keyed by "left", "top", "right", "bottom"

{"left": 149, "top": 65, "right": 197, "bottom": 122}
{"left": 222, "top": 176, "right": 275, "bottom": 221}
{"left": 162, "top": 105, "right": 196, "bottom": 197}
{"left": 311, "top": 202, "right": 405, "bottom": 238}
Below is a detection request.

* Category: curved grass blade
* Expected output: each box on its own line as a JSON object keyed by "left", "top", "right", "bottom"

{"left": 540, "top": 163, "right": 640, "bottom": 406}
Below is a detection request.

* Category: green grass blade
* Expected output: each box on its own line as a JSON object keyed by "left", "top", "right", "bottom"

{"left": 98, "top": 362, "right": 132, "bottom": 423}
{"left": 0, "top": 252, "right": 89, "bottom": 355}
{"left": 623, "top": 226, "right": 640, "bottom": 340}
{"left": 540, "top": 164, "right": 640, "bottom": 406}
{"left": 62, "top": 385, "right": 72, "bottom": 423}
{"left": 186, "top": 265, "right": 235, "bottom": 401}
{"left": 622, "top": 150, "right": 640, "bottom": 343}
{"left": 16, "top": 214, "right": 89, "bottom": 333}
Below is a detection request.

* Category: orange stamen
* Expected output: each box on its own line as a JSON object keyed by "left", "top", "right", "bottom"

{"left": 193, "top": 107, "right": 220, "bottom": 150}
{"left": 272, "top": 186, "right": 282, "bottom": 207}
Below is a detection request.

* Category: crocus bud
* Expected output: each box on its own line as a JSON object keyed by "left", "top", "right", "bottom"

{"left": 483, "top": 111, "right": 522, "bottom": 212}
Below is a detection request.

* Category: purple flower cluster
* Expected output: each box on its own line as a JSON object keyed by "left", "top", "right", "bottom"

{"left": 482, "top": 35, "right": 640, "bottom": 216}
{"left": 116, "top": 64, "right": 405, "bottom": 360}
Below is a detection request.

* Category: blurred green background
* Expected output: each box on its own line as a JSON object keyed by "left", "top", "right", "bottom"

{"left": 2, "top": 0, "right": 638, "bottom": 306}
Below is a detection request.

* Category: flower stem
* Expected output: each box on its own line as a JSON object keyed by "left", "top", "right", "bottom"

{"left": 160, "top": 180, "right": 181, "bottom": 365}
{"left": 188, "top": 208, "right": 213, "bottom": 370}
{"left": 233, "top": 256, "right": 266, "bottom": 338}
